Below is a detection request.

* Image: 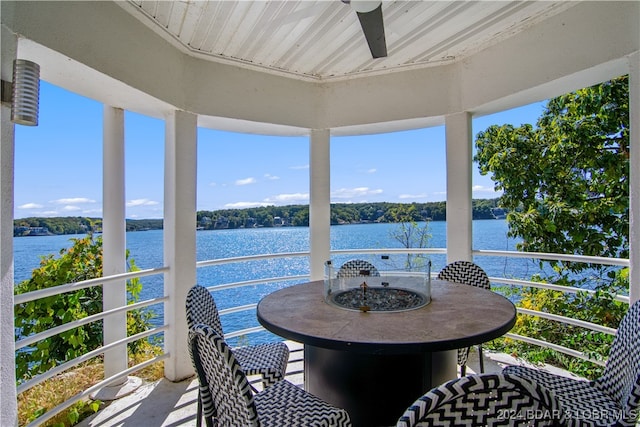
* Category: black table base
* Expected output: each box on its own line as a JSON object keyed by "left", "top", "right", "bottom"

{"left": 304, "top": 345, "right": 432, "bottom": 427}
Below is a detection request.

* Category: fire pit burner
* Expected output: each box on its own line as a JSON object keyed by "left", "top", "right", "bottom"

{"left": 329, "top": 287, "right": 427, "bottom": 312}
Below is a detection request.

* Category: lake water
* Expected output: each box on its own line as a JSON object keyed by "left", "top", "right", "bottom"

{"left": 13, "top": 220, "right": 544, "bottom": 344}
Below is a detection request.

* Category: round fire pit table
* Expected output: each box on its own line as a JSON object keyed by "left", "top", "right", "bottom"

{"left": 257, "top": 279, "right": 516, "bottom": 427}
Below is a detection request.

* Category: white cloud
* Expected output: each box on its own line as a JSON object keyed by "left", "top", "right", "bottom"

{"left": 224, "top": 201, "right": 272, "bottom": 208}
{"left": 289, "top": 164, "right": 309, "bottom": 170}
{"left": 235, "top": 177, "right": 257, "bottom": 186}
{"left": 209, "top": 182, "right": 217, "bottom": 187}
{"left": 51, "top": 197, "right": 96, "bottom": 204}
{"left": 265, "top": 193, "right": 309, "bottom": 203}
{"left": 18, "top": 203, "right": 43, "bottom": 209}
{"left": 127, "top": 199, "right": 159, "bottom": 207}
{"left": 472, "top": 185, "right": 497, "bottom": 193}
{"left": 357, "top": 168, "right": 377, "bottom": 174}
{"left": 62, "top": 205, "right": 82, "bottom": 212}
{"left": 331, "top": 187, "right": 383, "bottom": 199}
{"left": 264, "top": 173, "right": 280, "bottom": 180}
{"left": 398, "top": 193, "right": 428, "bottom": 199}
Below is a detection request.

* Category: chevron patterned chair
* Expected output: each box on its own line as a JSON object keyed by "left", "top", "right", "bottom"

{"left": 437, "top": 260, "right": 492, "bottom": 375}
{"left": 503, "top": 299, "right": 640, "bottom": 427}
{"left": 189, "top": 323, "right": 352, "bottom": 427}
{"left": 396, "top": 373, "right": 564, "bottom": 427}
{"left": 336, "top": 259, "right": 380, "bottom": 278}
{"left": 186, "top": 285, "right": 290, "bottom": 427}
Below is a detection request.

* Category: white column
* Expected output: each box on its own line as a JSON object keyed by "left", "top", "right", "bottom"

{"left": 98, "top": 106, "right": 134, "bottom": 397}
{"left": 164, "top": 110, "right": 197, "bottom": 381}
{"left": 309, "top": 129, "right": 331, "bottom": 281}
{"left": 445, "top": 112, "right": 473, "bottom": 263}
{"left": 0, "top": 26, "right": 18, "bottom": 427}
{"left": 629, "top": 52, "right": 640, "bottom": 304}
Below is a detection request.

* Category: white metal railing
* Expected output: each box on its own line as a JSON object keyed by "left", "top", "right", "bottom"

{"left": 473, "top": 250, "right": 629, "bottom": 365}
{"left": 474, "top": 249, "right": 630, "bottom": 267}
{"left": 14, "top": 266, "right": 169, "bottom": 305}
{"left": 15, "top": 267, "right": 169, "bottom": 427}
{"left": 14, "top": 248, "right": 630, "bottom": 426}
{"left": 202, "top": 248, "right": 630, "bottom": 366}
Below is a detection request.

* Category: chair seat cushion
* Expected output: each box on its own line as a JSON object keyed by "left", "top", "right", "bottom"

{"left": 255, "top": 380, "right": 351, "bottom": 427}
{"left": 234, "top": 342, "right": 290, "bottom": 386}
{"left": 503, "top": 365, "right": 626, "bottom": 426}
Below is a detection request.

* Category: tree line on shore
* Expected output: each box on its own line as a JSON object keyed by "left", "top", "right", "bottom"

{"left": 13, "top": 199, "right": 503, "bottom": 236}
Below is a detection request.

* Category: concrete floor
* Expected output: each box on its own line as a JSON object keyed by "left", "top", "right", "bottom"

{"left": 77, "top": 342, "right": 582, "bottom": 427}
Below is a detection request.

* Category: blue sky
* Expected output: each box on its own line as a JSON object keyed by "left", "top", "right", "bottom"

{"left": 14, "top": 81, "right": 546, "bottom": 219}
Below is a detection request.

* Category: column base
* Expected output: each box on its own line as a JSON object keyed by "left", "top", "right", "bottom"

{"left": 90, "top": 376, "right": 142, "bottom": 401}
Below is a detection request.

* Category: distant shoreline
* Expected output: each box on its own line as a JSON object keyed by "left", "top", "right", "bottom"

{"left": 14, "top": 200, "right": 506, "bottom": 237}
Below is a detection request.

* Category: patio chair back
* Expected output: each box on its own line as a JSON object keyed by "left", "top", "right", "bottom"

{"left": 436, "top": 260, "right": 491, "bottom": 289}
{"left": 337, "top": 259, "right": 380, "bottom": 278}
{"left": 186, "top": 284, "right": 224, "bottom": 337}
{"left": 437, "top": 261, "right": 491, "bottom": 374}
{"left": 186, "top": 285, "right": 225, "bottom": 426}
{"left": 396, "top": 373, "right": 563, "bottom": 427}
{"left": 189, "top": 323, "right": 259, "bottom": 427}
{"left": 502, "top": 300, "right": 640, "bottom": 426}
{"left": 593, "top": 298, "right": 640, "bottom": 414}
{"left": 189, "top": 323, "right": 351, "bottom": 427}
{"left": 185, "top": 285, "right": 290, "bottom": 427}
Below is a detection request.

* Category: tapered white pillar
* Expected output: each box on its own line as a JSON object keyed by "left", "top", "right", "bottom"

{"left": 0, "top": 26, "right": 18, "bottom": 427}
{"left": 629, "top": 52, "right": 640, "bottom": 304}
{"left": 93, "top": 106, "right": 142, "bottom": 400}
{"left": 164, "top": 110, "right": 197, "bottom": 381}
{"left": 309, "top": 129, "right": 331, "bottom": 280}
{"left": 445, "top": 112, "right": 473, "bottom": 263}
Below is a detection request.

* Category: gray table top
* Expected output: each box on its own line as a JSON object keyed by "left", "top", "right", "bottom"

{"left": 257, "top": 279, "right": 517, "bottom": 354}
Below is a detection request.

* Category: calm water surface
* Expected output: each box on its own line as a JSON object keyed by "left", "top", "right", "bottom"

{"left": 14, "top": 220, "right": 540, "bottom": 344}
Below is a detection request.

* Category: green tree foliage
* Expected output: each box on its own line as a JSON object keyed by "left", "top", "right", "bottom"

{"left": 15, "top": 201, "right": 503, "bottom": 236}
{"left": 475, "top": 76, "right": 629, "bottom": 265}
{"left": 196, "top": 200, "right": 500, "bottom": 229}
{"left": 475, "top": 76, "right": 629, "bottom": 378}
{"left": 14, "top": 235, "right": 154, "bottom": 382}
{"left": 14, "top": 217, "right": 163, "bottom": 236}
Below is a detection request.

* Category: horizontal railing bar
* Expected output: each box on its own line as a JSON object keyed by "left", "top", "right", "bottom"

{"left": 14, "top": 266, "right": 169, "bottom": 305}
{"left": 504, "top": 332, "right": 606, "bottom": 367}
{"left": 491, "top": 276, "right": 586, "bottom": 294}
{"left": 331, "top": 248, "right": 447, "bottom": 255}
{"left": 491, "top": 277, "right": 630, "bottom": 303}
{"left": 219, "top": 303, "right": 257, "bottom": 316}
{"left": 24, "top": 352, "right": 170, "bottom": 427}
{"left": 207, "top": 275, "right": 309, "bottom": 292}
{"left": 516, "top": 308, "right": 618, "bottom": 335}
{"left": 18, "top": 326, "right": 168, "bottom": 394}
{"left": 197, "top": 251, "right": 310, "bottom": 268}
{"left": 16, "top": 296, "right": 168, "bottom": 350}
{"left": 474, "top": 249, "right": 629, "bottom": 267}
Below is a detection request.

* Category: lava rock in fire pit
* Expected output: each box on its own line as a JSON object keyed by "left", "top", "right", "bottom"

{"left": 330, "top": 287, "right": 427, "bottom": 312}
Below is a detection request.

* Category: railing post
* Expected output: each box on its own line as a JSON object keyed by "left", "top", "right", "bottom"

{"left": 0, "top": 25, "right": 18, "bottom": 427}
{"left": 309, "top": 129, "right": 331, "bottom": 281}
{"left": 445, "top": 112, "right": 473, "bottom": 263}
{"left": 163, "top": 110, "right": 197, "bottom": 381}
{"left": 630, "top": 51, "right": 640, "bottom": 304}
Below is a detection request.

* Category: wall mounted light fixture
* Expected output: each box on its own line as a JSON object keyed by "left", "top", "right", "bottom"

{"left": 1, "top": 59, "right": 40, "bottom": 126}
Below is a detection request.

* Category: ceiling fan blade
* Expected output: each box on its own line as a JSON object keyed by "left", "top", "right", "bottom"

{"left": 356, "top": 4, "right": 387, "bottom": 58}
